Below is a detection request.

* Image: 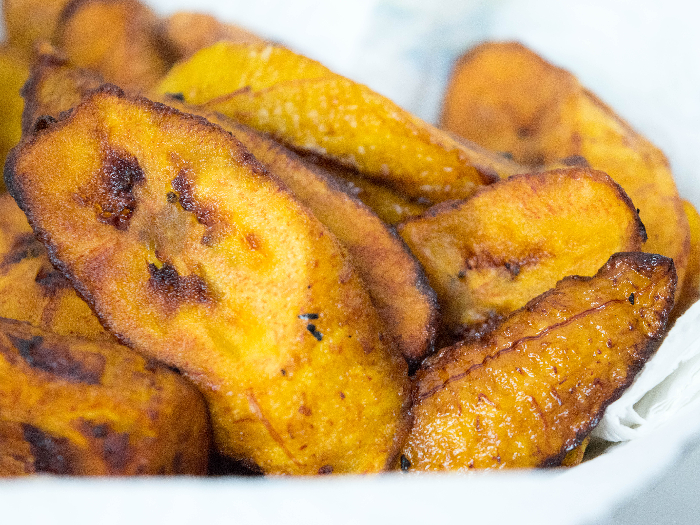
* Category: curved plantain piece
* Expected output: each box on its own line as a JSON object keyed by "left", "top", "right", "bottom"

{"left": 0, "top": 193, "right": 114, "bottom": 341}
{"left": 439, "top": 41, "right": 690, "bottom": 294}
{"left": 20, "top": 50, "right": 437, "bottom": 367}
{"left": 5, "top": 86, "right": 411, "bottom": 475}
{"left": 155, "top": 42, "right": 523, "bottom": 203}
{"left": 398, "top": 168, "right": 647, "bottom": 339}
{"left": 402, "top": 252, "right": 676, "bottom": 471}
{"left": 0, "top": 317, "right": 210, "bottom": 476}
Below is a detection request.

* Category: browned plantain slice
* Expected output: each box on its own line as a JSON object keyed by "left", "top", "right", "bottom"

{"left": 19, "top": 51, "right": 437, "bottom": 366}
{"left": 53, "top": 0, "right": 171, "bottom": 92}
{"left": 160, "top": 11, "right": 265, "bottom": 61}
{"left": 439, "top": 41, "right": 690, "bottom": 293}
{"left": 19, "top": 44, "right": 104, "bottom": 137}
{"left": 0, "top": 45, "right": 29, "bottom": 191}
{"left": 0, "top": 193, "right": 115, "bottom": 341}
{"left": 5, "top": 86, "right": 411, "bottom": 475}
{"left": 397, "top": 168, "right": 647, "bottom": 339}
{"left": 155, "top": 42, "right": 524, "bottom": 203}
{"left": 402, "top": 252, "right": 676, "bottom": 471}
{"left": 0, "top": 317, "right": 210, "bottom": 476}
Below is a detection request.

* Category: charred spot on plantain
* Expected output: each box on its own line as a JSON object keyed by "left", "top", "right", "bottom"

{"left": 166, "top": 191, "right": 178, "bottom": 204}
{"left": 306, "top": 324, "right": 323, "bottom": 341}
{"left": 400, "top": 455, "right": 411, "bottom": 471}
{"left": 8, "top": 333, "right": 106, "bottom": 384}
{"left": 80, "top": 420, "right": 131, "bottom": 472}
{"left": 504, "top": 262, "right": 521, "bottom": 278}
{"left": 560, "top": 155, "right": 590, "bottom": 168}
{"left": 32, "top": 115, "right": 57, "bottom": 133}
{"left": 35, "top": 266, "right": 72, "bottom": 296}
{"left": 166, "top": 92, "right": 186, "bottom": 102}
{"left": 170, "top": 168, "right": 224, "bottom": 246}
{"left": 94, "top": 148, "right": 145, "bottom": 230}
{"left": 22, "top": 424, "right": 77, "bottom": 474}
{"left": 298, "top": 313, "right": 319, "bottom": 320}
{"left": 317, "top": 465, "right": 334, "bottom": 475}
{"left": 147, "top": 261, "right": 212, "bottom": 306}
{"left": 629, "top": 293, "right": 635, "bottom": 305}
{"left": 1, "top": 233, "right": 44, "bottom": 268}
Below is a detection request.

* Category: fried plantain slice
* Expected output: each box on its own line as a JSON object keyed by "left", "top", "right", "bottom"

{"left": 155, "top": 42, "right": 524, "bottom": 203}
{"left": 402, "top": 252, "right": 676, "bottom": 471}
{"left": 2, "top": 0, "right": 72, "bottom": 54}
{"left": 0, "top": 193, "right": 114, "bottom": 341}
{"left": 0, "top": 317, "right": 210, "bottom": 476}
{"left": 169, "top": 107, "right": 438, "bottom": 364}
{"left": 19, "top": 45, "right": 104, "bottom": 137}
{"left": 673, "top": 200, "right": 700, "bottom": 317}
{"left": 159, "top": 11, "right": 265, "bottom": 61}
{"left": 0, "top": 45, "right": 29, "bottom": 191}
{"left": 397, "top": 168, "right": 647, "bottom": 339}
{"left": 53, "top": 0, "right": 171, "bottom": 92}
{"left": 5, "top": 86, "right": 411, "bottom": 475}
{"left": 439, "top": 41, "right": 690, "bottom": 293}
{"left": 19, "top": 51, "right": 437, "bottom": 367}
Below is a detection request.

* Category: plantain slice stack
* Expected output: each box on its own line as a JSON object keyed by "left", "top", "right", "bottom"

{"left": 439, "top": 41, "right": 691, "bottom": 295}
{"left": 0, "top": 317, "right": 210, "bottom": 476}
{"left": 402, "top": 252, "right": 676, "bottom": 471}
{"left": 155, "top": 42, "right": 524, "bottom": 204}
{"left": 5, "top": 86, "right": 411, "bottom": 475}
{"left": 397, "top": 167, "right": 647, "bottom": 340}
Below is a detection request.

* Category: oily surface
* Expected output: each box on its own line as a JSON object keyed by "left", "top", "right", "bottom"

{"left": 439, "top": 41, "right": 690, "bottom": 293}
{"left": 402, "top": 252, "right": 676, "bottom": 471}
{"left": 5, "top": 87, "right": 410, "bottom": 475}
{"left": 156, "top": 42, "right": 523, "bottom": 203}
{"left": 398, "top": 168, "right": 646, "bottom": 338}
{"left": 0, "top": 317, "right": 210, "bottom": 476}
{"left": 0, "top": 46, "right": 28, "bottom": 190}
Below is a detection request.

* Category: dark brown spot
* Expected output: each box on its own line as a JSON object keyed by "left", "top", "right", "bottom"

{"left": 400, "top": 455, "right": 411, "bottom": 471}
{"left": 457, "top": 270, "right": 466, "bottom": 280}
{"left": 22, "top": 424, "right": 77, "bottom": 474}
{"left": 317, "top": 465, "right": 333, "bottom": 475}
{"left": 298, "top": 313, "right": 319, "bottom": 320}
{"left": 560, "top": 155, "right": 590, "bottom": 167}
{"left": 35, "top": 266, "right": 72, "bottom": 296}
{"left": 339, "top": 391, "right": 345, "bottom": 400}
{"left": 32, "top": 115, "right": 57, "bottom": 133}
{"left": 517, "top": 125, "right": 535, "bottom": 138}
{"left": 167, "top": 92, "right": 185, "bottom": 102}
{"left": 166, "top": 191, "right": 178, "bottom": 203}
{"left": 102, "top": 431, "right": 131, "bottom": 473}
{"left": 95, "top": 149, "right": 144, "bottom": 230}
{"left": 306, "top": 324, "right": 323, "bottom": 341}
{"left": 171, "top": 168, "right": 224, "bottom": 246}
{"left": 629, "top": 293, "right": 635, "bottom": 305}
{"left": 280, "top": 369, "right": 287, "bottom": 376}
{"left": 245, "top": 233, "right": 261, "bottom": 251}
{"left": 1, "top": 233, "right": 44, "bottom": 269}
{"left": 148, "top": 262, "right": 211, "bottom": 306}
{"left": 8, "top": 334, "right": 105, "bottom": 385}
{"left": 504, "top": 262, "right": 521, "bottom": 277}
{"left": 298, "top": 405, "right": 312, "bottom": 417}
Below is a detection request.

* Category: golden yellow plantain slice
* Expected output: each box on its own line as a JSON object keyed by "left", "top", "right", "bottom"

{"left": 156, "top": 42, "right": 523, "bottom": 203}
{"left": 0, "top": 45, "right": 29, "bottom": 191}
{"left": 5, "top": 86, "right": 411, "bottom": 475}
{"left": 402, "top": 252, "right": 676, "bottom": 471}
{"left": 439, "top": 41, "right": 690, "bottom": 293}
{"left": 674, "top": 200, "right": 700, "bottom": 316}
{"left": 0, "top": 193, "right": 114, "bottom": 341}
{"left": 397, "top": 168, "right": 647, "bottom": 339}
{"left": 53, "top": 0, "right": 171, "bottom": 92}
{"left": 0, "top": 317, "right": 210, "bottom": 476}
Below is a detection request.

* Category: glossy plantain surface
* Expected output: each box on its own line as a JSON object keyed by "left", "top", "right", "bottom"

{"left": 5, "top": 86, "right": 411, "bottom": 475}
{"left": 402, "top": 252, "right": 676, "bottom": 471}
{"left": 398, "top": 168, "right": 647, "bottom": 338}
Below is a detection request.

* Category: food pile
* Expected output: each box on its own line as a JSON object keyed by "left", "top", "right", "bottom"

{"left": 0, "top": 0, "right": 698, "bottom": 476}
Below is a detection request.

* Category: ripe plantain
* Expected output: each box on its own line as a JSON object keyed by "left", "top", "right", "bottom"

{"left": 5, "top": 86, "right": 411, "bottom": 475}
{"left": 402, "top": 252, "right": 676, "bottom": 471}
